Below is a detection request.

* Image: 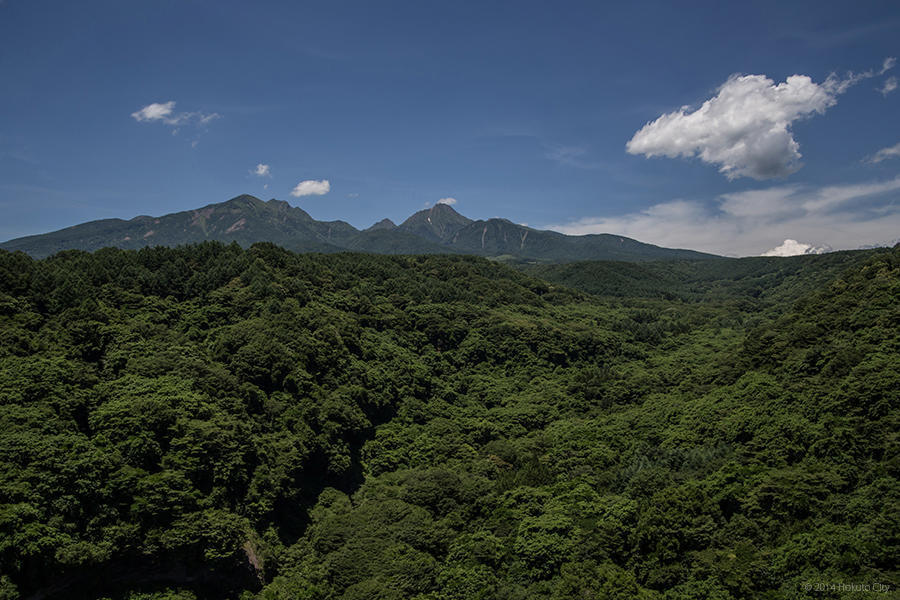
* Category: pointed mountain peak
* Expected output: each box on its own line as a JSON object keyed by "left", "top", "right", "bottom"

{"left": 0, "top": 193, "right": 719, "bottom": 261}
{"left": 402, "top": 202, "right": 472, "bottom": 223}
{"left": 399, "top": 204, "right": 472, "bottom": 242}
{"left": 225, "top": 194, "right": 264, "bottom": 206}
{"left": 366, "top": 218, "right": 397, "bottom": 232}
{"left": 428, "top": 202, "right": 464, "bottom": 216}
{"left": 399, "top": 203, "right": 474, "bottom": 242}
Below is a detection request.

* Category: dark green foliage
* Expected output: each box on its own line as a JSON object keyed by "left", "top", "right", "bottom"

{"left": 0, "top": 243, "right": 897, "bottom": 599}
{"left": 522, "top": 250, "right": 883, "bottom": 305}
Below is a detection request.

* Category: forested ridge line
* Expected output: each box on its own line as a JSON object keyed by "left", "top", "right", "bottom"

{"left": 0, "top": 243, "right": 897, "bottom": 600}
{"left": 519, "top": 249, "right": 888, "bottom": 306}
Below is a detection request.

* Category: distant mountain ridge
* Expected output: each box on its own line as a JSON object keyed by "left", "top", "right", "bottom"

{"left": 0, "top": 194, "right": 719, "bottom": 262}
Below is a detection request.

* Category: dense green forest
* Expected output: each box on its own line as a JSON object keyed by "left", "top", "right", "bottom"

{"left": 0, "top": 243, "right": 897, "bottom": 600}
{"left": 519, "top": 251, "right": 881, "bottom": 303}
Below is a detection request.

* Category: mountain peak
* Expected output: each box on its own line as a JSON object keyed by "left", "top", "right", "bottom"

{"left": 366, "top": 218, "right": 397, "bottom": 232}
{"left": 429, "top": 202, "right": 463, "bottom": 215}
{"left": 225, "top": 194, "right": 264, "bottom": 206}
{"left": 0, "top": 194, "right": 719, "bottom": 261}
{"left": 399, "top": 204, "right": 474, "bottom": 242}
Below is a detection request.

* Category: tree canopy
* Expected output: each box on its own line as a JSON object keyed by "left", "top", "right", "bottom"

{"left": 0, "top": 243, "right": 897, "bottom": 599}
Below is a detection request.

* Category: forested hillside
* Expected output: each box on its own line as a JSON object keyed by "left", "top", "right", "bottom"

{"left": 520, "top": 251, "right": 880, "bottom": 305}
{"left": 0, "top": 244, "right": 897, "bottom": 600}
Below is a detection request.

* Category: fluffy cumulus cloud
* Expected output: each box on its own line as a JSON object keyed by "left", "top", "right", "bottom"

{"left": 254, "top": 163, "right": 271, "bottom": 177}
{"left": 762, "top": 239, "right": 832, "bottom": 257}
{"left": 291, "top": 179, "right": 330, "bottom": 197}
{"left": 131, "top": 101, "right": 220, "bottom": 128}
{"left": 437, "top": 197, "right": 457, "bottom": 205}
{"left": 626, "top": 74, "right": 838, "bottom": 180}
{"left": 547, "top": 176, "right": 900, "bottom": 256}
{"left": 627, "top": 60, "right": 897, "bottom": 180}
{"left": 868, "top": 142, "right": 900, "bottom": 163}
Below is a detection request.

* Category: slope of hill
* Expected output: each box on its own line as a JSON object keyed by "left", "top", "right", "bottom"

{"left": 521, "top": 248, "right": 892, "bottom": 304}
{"left": 0, "top": 195, "right": 346, "bottom": 256}
{"left": 0, "top": 194, "right": 719, "bottom": 262}
{"left": 343, "top": 228, "right": 453, "bottom": 254}
{"left": 446, "top": 218, "right": 713, "bottom": 261}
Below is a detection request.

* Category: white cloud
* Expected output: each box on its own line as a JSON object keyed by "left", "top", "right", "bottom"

{"left": 131, "top": 101, "right": 177, "bottom": 123}
{"left": 879, "top": 76, "right": 898, "bottom": 96}
{"left": 131, "top": 101, "right": 220, "bottom": 128}
{"left": 627, "top": 60, "right": 895, "bottom": 180}
{"left": 717, "top": 177, "right": 900, "bottom": 215}
{"left": 291, "top": 179, "right": 330, "bottom": 197}
{"left": 797, "top": 178, "right": 900, "bottom": 212}
{"left": 547, "top": 176, "right": 900, "bottom": 256}
{"left": 437, "top": 197, "right": 457, "bottom": 205}
{"left": 627, "top": 74, "right": 840, "bottom": 180}
{"left": 254, "top": 163, "right": 271, "bottom": 177}
{"left": 819, "top": 57, "right": 895, "bottom": 95}
{"left": 718, "top": 186, "right": 800, "bottom": 218}
{"left": 868, "top": 142, "right": 900, "bottom": 163}
{"left": 762, "top": 239, "right": 832, "bottom": 257}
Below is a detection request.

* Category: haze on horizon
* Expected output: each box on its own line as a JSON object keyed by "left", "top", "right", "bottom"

{"left": 1, "top": 0, "right": 898, "bottom": 257}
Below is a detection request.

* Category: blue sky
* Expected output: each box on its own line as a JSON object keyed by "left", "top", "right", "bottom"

{"left": 1, "top": 0, "right": 898, "bottom": 255}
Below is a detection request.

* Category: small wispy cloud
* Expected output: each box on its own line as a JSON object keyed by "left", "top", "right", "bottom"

{"left": 437, "top": 197, "right": 457, "bottom": 205}
{"left": 291, "top": 179, "right": 330, "bottom": 197}
{"left": 253, "top": 163, "right": 271, "bottom": 177}
{"left": 867, "top": 142, "right": 900, "bottom": 164}
{"left": 544, "top": 144, "right": 601, "bottom": 169}
{"left": 132, "top": 101, "right": 178, "bottom": 123}
{"left": 723, "top": 177, "right": 900, "bottom": 215}
{"left": 131, "top": 101, "right": 220, "bottom": 129}
{"left": 879, "top": 77, "right": 898, "bottom": 96}
{"left": 879, "top": 57, "right": 897, "bottom": 75}
{"left": 547, "top": 176, "right": 900, "bottom": 256}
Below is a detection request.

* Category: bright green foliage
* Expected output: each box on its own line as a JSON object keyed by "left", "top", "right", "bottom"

{"left": 0, "top": 243, "right": 897, "bottom": 599}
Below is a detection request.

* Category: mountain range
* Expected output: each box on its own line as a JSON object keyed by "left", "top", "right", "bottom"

{"left": 0, "top": 194, "right": 718, "bottom": 262}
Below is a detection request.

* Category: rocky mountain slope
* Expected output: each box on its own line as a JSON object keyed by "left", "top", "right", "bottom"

{"left": 1, "top": 195, "right": 718, "bottom": 262}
